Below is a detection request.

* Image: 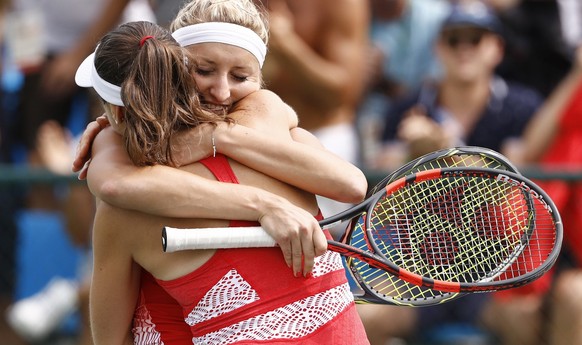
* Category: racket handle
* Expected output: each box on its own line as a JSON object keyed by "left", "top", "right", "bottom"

{"left": 162, "top": 226, "right": 277, "bottom": 252}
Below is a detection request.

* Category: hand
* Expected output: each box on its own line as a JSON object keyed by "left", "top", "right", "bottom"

{"left": 72, "top": 115, "right": 110, "bottom": 178}
{"left": 397, "top": 105, "right": 450, "bottom": 158}
{"left": 37, "top": 120, "right": 74, "bottom": 175}
{"left": 258, "top": 198, "right": 328, "bottom": 277}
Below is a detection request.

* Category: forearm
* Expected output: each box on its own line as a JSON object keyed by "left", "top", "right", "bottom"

{"left": 69, "top": 0, "right": 130, "bottom": 61}
{"left": 215, "top": 125, "right": 367, "bottom": 203}
{"left": 523, "top": 65, "right": 582, "bottom": 163}
{"left": 89, "top": 162, "right": 288, "bottom": 220}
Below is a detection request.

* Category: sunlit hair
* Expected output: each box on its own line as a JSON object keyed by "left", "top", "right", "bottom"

{"left": 94, "top": 21, "right": 229, "bottom": 167}
{"left": 170, "top": 0, "right": 269, "bottom": 45}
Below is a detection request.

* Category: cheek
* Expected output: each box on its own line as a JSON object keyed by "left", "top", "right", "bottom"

{"left": 193, "top": 75, "right": 212, "bottom": 95}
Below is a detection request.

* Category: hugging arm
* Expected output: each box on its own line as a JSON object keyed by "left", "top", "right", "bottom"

{"left": 75, "top": 92, "right": 367, "bottom": 207}
{"left": 87, "top": 128, "right": 327, "bottom": 275}
{"left": 170, "top": 89, "right": 367, "bottom": 203}
{"left": 90, "top": 201, "right": 139, "bottom": 345}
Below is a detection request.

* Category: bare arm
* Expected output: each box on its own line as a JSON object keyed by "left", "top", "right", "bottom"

{"left": 213, "top": 124, "right": 366, "bottom": 202}
{"left": 87, "top": 128, "right": 327, "bottom": 275}
{"left": 266, "top": 0, "right": 369, "bottom": 109}
{"left": 76, "top": 92, "right": 367, "bottom": 204}
{"left": 90, "top": 201, "right": 139, "bottom": 345}
{"left": 522, "top": 46, "right": 582, "bottom": 163}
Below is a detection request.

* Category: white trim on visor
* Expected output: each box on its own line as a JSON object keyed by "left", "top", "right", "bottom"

{"left": 172, "top": 22, "right": 267, "bottom": 68}
{"left": 75, "top": 52, "right": 124, "bottom": 106}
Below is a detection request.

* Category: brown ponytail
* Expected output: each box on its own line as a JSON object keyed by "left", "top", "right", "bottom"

{"left": 94, "top": 21, "right": 227, "bottom": 166}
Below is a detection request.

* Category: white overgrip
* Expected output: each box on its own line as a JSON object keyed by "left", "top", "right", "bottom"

{"left": 163, "top": 226, "right": 277, "bottom": 252}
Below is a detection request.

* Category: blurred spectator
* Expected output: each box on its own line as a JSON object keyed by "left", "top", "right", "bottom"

{"left": 358, "top": 0, "right": 450, "bottom": 167}
{"left": 0, "top": 0, "right": 27, "bottom": 344}
{"left": 372, "top": 0, "right": 543, "bottom": 171}
{"left": 254, "top": 0, "right": 370, "bottom": 235}
{"left": 6, "top": 120, "right": 95, "bottom": 343}
{"left": 359, "top": 2, "right": 544, "bottom": 344}
{"left": 2, "top": 1, "right": 152, "bottom": 342}
{"left": 150, "top": 0, "right": 187, "bottom": 28}
{"left": 4, "top": 0, "right": 154, "bottom": 167}
{"left": 482, "top": 45, "right": 582, "bottom": 345}
{"left": 493, "top": 0, "right": 578, "bottom": 98}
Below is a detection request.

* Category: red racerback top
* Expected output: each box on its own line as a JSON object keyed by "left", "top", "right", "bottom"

{"left": 133, "top": 154, "right": 368, "bottom": 344}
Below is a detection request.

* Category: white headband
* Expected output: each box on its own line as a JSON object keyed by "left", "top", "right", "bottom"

{"left": 75, "top": 52, "right": 124, "bottom": 106}
{"left": 172, "top": 22, "right": 267, "bottom": 67}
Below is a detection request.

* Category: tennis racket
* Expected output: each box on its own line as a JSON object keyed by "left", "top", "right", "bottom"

{"left": 163, "top": 167, "right": 562, "bottom": 296}
{"left": 347, "top": 146, "right": 522, "bottom": 305}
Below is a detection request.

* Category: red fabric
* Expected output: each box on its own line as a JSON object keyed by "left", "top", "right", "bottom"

{"left": 135, "top": 154, "right": 361, "bottom": 344}
{"left": 495, "top": 78, "right": 582, "bottom": 299}
{"left": 536, "top": 78, "right": 582, "bottom": 267}
{"left": 133, "top": 271, "right": 193, "bottom": 345}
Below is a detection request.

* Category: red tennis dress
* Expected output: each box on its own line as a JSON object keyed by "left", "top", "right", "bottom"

{"left": 134, "top": 154, "right": 368, "bottom": 344}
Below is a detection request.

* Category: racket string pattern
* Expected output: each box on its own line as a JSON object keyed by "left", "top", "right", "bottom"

{"left": 369, "top": 176, "right": 531, "bottom": 284}
{"left": 356, "top": 170, "right": 561, "bottom": 293}
{"left": 347, "top": 216, "right": 461, "bottom": 305}
{"left": 162, "top": 148, "right": 562, "bottom": 307}
{"left": 348, "top": 146, "right": 528, "bottom": 305}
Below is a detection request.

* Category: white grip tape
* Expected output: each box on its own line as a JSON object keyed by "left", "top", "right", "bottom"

{"left": 163, "top": 226, "right": 277, "bottom": 252}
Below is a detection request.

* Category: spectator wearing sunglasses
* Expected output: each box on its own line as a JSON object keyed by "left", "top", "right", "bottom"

{"left": 370, "top": 0, "right": 544, "bottom": 171}
{"left": 359, "top": 1, "right": 545, "bottom": 344}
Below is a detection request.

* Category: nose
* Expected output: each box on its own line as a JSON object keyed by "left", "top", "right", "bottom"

{"left": 208, "top": 75, "right": 231, "bottom": 104}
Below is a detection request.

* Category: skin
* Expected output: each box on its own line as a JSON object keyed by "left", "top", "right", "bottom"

{"left": 90, "top": 83, "right": 334, "bottom": 345}
{"left": 255, "top": 0, "right": 369, "bottom": 131}
{"left": 74, "top": 40, "right": 367, "bottom": 275}
{"left": 375, "top": 27, "right": 510, "bottom": 169}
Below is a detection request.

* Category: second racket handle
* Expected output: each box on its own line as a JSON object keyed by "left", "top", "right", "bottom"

{"left": 162, "top": 226, "right": 277, "bottom": 252}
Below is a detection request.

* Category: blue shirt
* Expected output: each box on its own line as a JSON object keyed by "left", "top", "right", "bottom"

{"left": 380, "top": 76, "right": 544, "bottom": 153}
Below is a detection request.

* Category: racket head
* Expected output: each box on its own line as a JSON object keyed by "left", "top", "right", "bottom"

{"left": 367, "top": 146, "right": 521, "bottom": 196}
{"left": 347, "top": 147, "right": 521, "bottom": 305}
{"left": 364, "top": 167, "right": 562, "bottom": 293}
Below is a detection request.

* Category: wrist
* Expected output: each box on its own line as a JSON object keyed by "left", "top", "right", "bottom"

{"left": 214, "top": 122, "right": 244, "bottom": 155}
{"left": 253, "top": 189, "right": 288, "bottom": 223}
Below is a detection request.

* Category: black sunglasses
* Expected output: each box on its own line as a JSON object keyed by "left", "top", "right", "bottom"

{"left": 442, "top": 29, "right": 488, "bottom": 48}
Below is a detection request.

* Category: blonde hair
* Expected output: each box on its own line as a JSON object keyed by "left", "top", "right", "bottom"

{"left": 170, "top": 0, "right": 269, "bottom": 45}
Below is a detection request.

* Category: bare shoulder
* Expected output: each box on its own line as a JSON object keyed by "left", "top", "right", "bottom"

{"left": 230, "top": 90, "right": 296, "bottom": 132}
{"left": 92, "top": 127, "right": 124, "bottom": 155}
{"left": 241, "top": 89, "right": 284, "bottom": 105}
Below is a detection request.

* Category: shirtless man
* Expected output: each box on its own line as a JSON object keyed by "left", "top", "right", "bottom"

{"left": 255, "top": 0, "right": 370, "bottom": 227}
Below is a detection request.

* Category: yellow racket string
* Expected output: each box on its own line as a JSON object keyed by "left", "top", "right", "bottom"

{"left": 375, "top": 175, "right": 530, "bottom": 280}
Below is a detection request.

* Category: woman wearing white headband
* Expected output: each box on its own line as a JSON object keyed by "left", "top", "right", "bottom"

{"left": 82, "top": 19, "right": 368, "bottom": 345}
{"left": 73, "top": 0, "right": 366, "bottom": 272}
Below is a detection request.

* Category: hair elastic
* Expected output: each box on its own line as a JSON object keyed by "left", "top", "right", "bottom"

{"left": 172, "top": 22, "right": 267, "bottom": 67}
{"left": 140, "top": 35, "right": 155, "bottom": 47}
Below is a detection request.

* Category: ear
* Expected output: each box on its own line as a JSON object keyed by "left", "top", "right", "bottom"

{"left": 111, "top": 105, "right": 126, "bottom": 124}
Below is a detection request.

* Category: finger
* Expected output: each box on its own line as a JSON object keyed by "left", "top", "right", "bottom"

{"left": 290, "top": 236, "right": 303, "bottom": 277}
{"left": 95, "top": 115, "right": 110, "bottom": 128}
{"left": 301, "top": 232, "right": 316, "bottom": 277}
{"left": 72, "top": 121, "right": 101, "bottom": 170}
{"left": 78, "top": 158, "right": 91, "bottom": 180}
{"left": 280, "top": 242, "right": 293, "bottom": 270}
{"left": 313, "top": 228, "right": 328, "bottom": 258}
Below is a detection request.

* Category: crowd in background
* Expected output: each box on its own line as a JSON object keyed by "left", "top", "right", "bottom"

{"left": 0, "top": 0, "right": 581, "bottom": 344}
